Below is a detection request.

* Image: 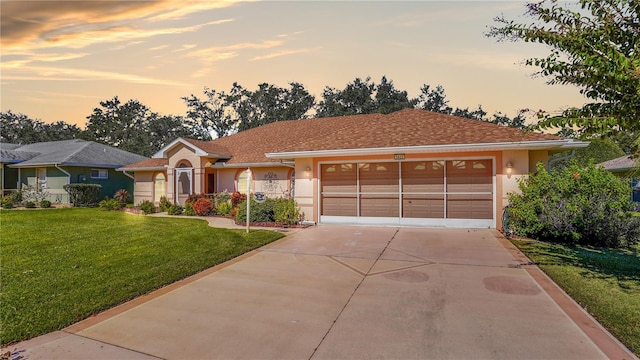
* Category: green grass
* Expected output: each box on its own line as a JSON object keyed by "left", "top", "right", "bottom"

{"left": 0, "top": 208, "right": 284, "bottom": 345}
{"left": 512, "top": 239, "right": 640, "bottom": 356}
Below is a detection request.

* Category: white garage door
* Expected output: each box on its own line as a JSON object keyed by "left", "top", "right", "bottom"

{"left": 320, "top": 159, "right": 494, "bottom": 228}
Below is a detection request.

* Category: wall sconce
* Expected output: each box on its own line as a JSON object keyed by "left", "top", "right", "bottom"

{"left": 506, "top": 161, "right": 513, "bottom": 175}
{"left": 305, "top": 166, "right": 311, "bottom": 172}
{"left": 304, "top": 166, "right": 311, "bottom": 177}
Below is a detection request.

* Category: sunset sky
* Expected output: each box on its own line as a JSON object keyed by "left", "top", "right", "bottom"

{"left": 1, "top": 1, "right": 587, "bottom": 128}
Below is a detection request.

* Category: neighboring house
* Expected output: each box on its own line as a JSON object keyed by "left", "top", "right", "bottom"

{"left": 598, "top": 155, "right": 640, "bottom": 206}
{"left": 120, "top": 109, "right": 587, "bottom": 228}
{"left": 1, "top": 139, "right": 147, "bottom": 204}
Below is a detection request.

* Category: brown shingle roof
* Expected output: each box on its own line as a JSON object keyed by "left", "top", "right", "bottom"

{"left": 181, "top": 138, "right": 232, "bottom": 157}
{"left": 125, "top": 109, "right": 566, "bottom": 168}
{"left": 121, "top": 158, "right": 168, "bottom": 169}
{"left": 212, "top": 109, "right": 560, "bottom": 164}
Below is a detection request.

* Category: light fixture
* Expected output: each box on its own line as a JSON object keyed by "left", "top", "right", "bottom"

{"left": 305, "top": 166, "right": 311, "bottom": 172}
{"left": 506, "top": 161, "right": 513, "bottom": 175}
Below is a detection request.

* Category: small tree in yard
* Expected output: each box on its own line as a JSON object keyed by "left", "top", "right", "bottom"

{"left": 508, "top": 162, "right": 640, "bottom": 248}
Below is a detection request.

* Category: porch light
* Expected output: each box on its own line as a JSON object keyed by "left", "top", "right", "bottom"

{"left": 506, "top": 161, "right": 513, "bottom": 175}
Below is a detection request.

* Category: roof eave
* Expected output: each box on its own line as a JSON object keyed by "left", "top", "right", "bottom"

{"left": 265, "top": 139, "right": 589, "bottom": 159}
{"left": 117, "top": 166, "right": 168, "bottom": 172}
{"left": 210, "top": 161, "right": 293, "bottom": 169}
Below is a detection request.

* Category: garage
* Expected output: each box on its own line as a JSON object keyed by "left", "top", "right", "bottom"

{"left": 319, "top": 159, "right": 494, "bottom": 228}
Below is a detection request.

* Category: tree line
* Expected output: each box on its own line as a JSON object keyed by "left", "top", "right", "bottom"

{"left": 1, "top": 76, "right": 528, "bottom": 157}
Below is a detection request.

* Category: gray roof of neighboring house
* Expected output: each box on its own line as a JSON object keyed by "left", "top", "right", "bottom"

{"left": 598, "top": 155, "right": 637, "bottom": 172}
{"left": 1, "top": 140, "right": 147, "bottom": 168}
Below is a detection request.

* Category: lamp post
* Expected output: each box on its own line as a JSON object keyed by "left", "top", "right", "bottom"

{"left": 246, "top": 168, "right": 251, "bottom": 234}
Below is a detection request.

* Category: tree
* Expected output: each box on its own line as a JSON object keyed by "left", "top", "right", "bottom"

{"left": 416, "top": 84, "right": 453, "bottom": 114}
{"left": 374, "top": 76, "right": 416, "bottom": 114}
{"left": 182, "top": 87, "right": 233, "bottom": 140}
{"left": 315, "top": 77, "right": 377, "bottom": 118}
{"left": 225, "top": 82, "right": 315, "bottom": 132}
{"left": 85, "top": 96, "right": 195, "bottom": 157}
{"left": 488, "top": 0, "right": 640, "bottom": 140}
{"left": 316, "top": 76, "right": 417, "bottom": 117}
{"left": 1, "top": 111, "right": 81, "bottom": 144}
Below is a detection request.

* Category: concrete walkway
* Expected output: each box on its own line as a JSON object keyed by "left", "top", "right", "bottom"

{"left": 3, "top": 226, "right": 637, "bottom": 359}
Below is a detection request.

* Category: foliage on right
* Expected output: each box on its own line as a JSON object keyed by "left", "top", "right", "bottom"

{"left": 508, "top": 162, "right": 640, "bottom": 248}
{"left": 488, "top": 0, "right": 640, "bottom": 141}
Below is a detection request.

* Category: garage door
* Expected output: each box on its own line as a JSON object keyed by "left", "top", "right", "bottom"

{"left": 320, "top": 159, "right": 494, "bottom": 228}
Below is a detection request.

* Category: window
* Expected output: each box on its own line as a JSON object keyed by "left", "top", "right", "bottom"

{"left": 90, "top": 169, "right": 108, "bottom": 179}
{"left": 154, "top": 173, "right": 166, "bottom": 202}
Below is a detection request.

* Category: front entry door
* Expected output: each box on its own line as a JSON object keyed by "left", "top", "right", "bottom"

{"left": 175, "top": 168, "right": 193, "bottom": 205}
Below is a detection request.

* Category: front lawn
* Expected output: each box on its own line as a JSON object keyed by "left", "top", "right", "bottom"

{"left": 0, "top": 208, "right": 284, "bottom": 345}
{"left": 512, "top": 240, "right": 640, "bottom": 356}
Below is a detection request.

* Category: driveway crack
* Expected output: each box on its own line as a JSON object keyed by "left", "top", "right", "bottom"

{"left": 308, "top": 227, "right": 400, "bottom": 360}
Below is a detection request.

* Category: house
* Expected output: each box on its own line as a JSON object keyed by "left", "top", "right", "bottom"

{"left": 598, "top": 154, "right": 640, "bottom": 206}
{"left": 120, "top": 109, "right": 587, "bottom": 228}
{"left": 1, "top": 139, "right": 147, "bottom": 204}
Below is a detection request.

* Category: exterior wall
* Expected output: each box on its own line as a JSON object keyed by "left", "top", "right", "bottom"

{"left": 294, "top": 159, "right": 315, "bottom": 223}
{"left": 133, "top": 171, "right": 155, "bottom": 205}
{"left": 216, "top": 168, "right": 238, "bottom": 193}
{"left": 528, "top": 150, "right": 548, "bottom": 173}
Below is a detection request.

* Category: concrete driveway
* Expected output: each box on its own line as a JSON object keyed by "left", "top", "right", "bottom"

{"left": 5, "top": 226, "right": 635, "bottom": 359}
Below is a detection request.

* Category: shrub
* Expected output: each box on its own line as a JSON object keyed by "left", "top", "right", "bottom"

{"left": 235, "top": 198, "right": 277, "bottom": 223}
{"left": 167, "top": 204, "right": 183, "bottom": 215}
{"left": 231, "top": 192, "right": 247, "bottom": 208}
{"left": 186, "top": 193, "right": 210, "bottom": 204}
{"left": 139, "top": 200, "right": 156, "bottom": 215}
{"left": 40, "top": 200, "right": 52, "bottom": 208}
{"left": 508, "top": 161, "right": 640, "bottom": 248}
{"left": 12, "top": 191, "right": 23, "bottom": 204}
{"left": 24, "top": 201, "right": 37, "bottom": 209}
{"left": 193, "top": 198, "right": 213, "bottom": 216}
{"left": 113, "top": 189, "right": 130, "bottom": 206}
{"left": 274, "top": 198, "right": 300, "bottom": 225}
{"left": 99, "top": 197, "right": 121, "bottom": 211}
{"left": 63, "top": 184, "right": 102, "bottom": 207}
{"left": 214, "top": 191, "right": 232, "bottom": 206}
{"left": 21, "top": 185, "right": 50, "bottom": 203}
{"left": 183, "top": 203, "right": 196, "bottom": 216}
{"left": 216, "top": 201, "right": 232, "bottom": 216}
{"left": 159, "top": 196, "right": 172, "bottom": 212}
{"left": 1, "top": 194, "right": 16, "bottom": 209}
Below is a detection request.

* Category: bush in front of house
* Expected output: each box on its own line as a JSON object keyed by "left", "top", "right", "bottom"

{"left": 193, "top": 198, "right": 213, "bottom": 216}
{"left": 99, "top": 197, "right": 121, "bottom": 211}
{"left": 183, "top": 203, "right": 196, "bottom": 216}
{"left": 274, "top": 198, "right": 300, "bottom": 225}
{"left": 139, "top": 200, "right": 156, "bottom": 215}
{"left": 186, "top": 193, "right": 210, "bottom": 204}
{"left": 21, "top": 185, "right": 50, "bottom": 204}
{"left": 40, "top": 200, "right": 52, "bottom": 208}
{"left": 231, "top": 192, "right": 247, "bottom": 208}
{"left": 216, "top": 201, "right": 232, "bottom": 216}
{"left": 24, "top": 201, "right": 36, "bottom": 209}
{"left": 167, "top": 204, "right": 183, "bottom": 215}
{"left": 214, "top": 190, "right": 232, "bottom": 206}
{"left": 235, "top": 198, "right": 277, "bottom": 224}
{"left": 63, "top": 184, "right": 102, "bottom": 207}
{"left": 508, "top": 161, "right": 640, "bottom": 248}
{"left": 1, "top": 194, "right": 16, "bottom": 209}
{"left": 113, "top": 189, "right": 130, "bottom": 207}
{"left": 159, "top": 196, "right": 172, "bottom": 212}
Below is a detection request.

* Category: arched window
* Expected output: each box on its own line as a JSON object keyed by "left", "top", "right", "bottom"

{"left": 154, "top": 173, "right": 166, "bottom": 202}
{"left": 237, "top": 169, "right": 253, "bottom": 194}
